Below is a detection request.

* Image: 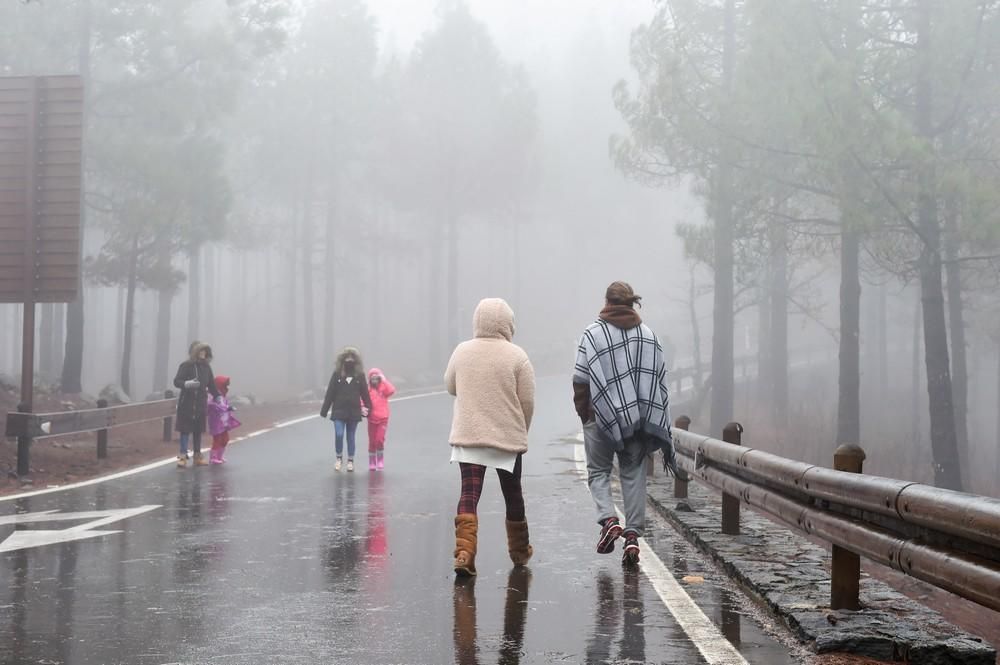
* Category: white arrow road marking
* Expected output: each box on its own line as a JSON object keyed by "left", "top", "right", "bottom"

{"left": 0, "top": 505, "right": 161, "bottom": 553}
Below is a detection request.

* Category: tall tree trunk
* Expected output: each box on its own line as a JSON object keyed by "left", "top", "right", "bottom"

{"left": 995, "top": 343, "right": 1000, "bottom": 495}
{"left": 447, "top": 209, "right": 460, "bottom": 355}
{"left": 943, "top": 206, "right": 969, "bottom": 474}
{"left": 710, "top": 0, "right": 737, "bottom": 435}
{"left": 204, "top": 246, "right": 216, "bottom": 341}
{"left": 877, "top": 282, "right": 888, "bottom": 415}
{"left": 286, "top": 208, "right": 299, "bottom": 387}
{"left": 511, "top": 217, "right": 522, "bottom": 311}
{"left": 237, "top": 251, "right": 248, "bottom": 336}
{"left": 911, "top": 295, "right": 923, "bottom": 448}
{"left": 837, "top": 225, "right": 861, "bottom": 445}
{"left": 152, "top": 237, "right": 172, "bottom": 393}
{"left": 61, "top": 0, "right": 91, "bottom": 395}
{"left": 916, "top": 1, "right": 962, "bottom": 490}
{"left": 152, "top": 288, "right": 173, "bottom": 393}
{"left": 756, "top": 285, "right": 771, "bottom": 409}
{"left": 688, "top": 268, "right": 703, "bottom": 391}
{"left": 120, "top": 238, "right": 139, "bottom": 397}
{"left": 324, "top": 183, "right": 338, "bottom": 368}
{"left": 187, "top": 246, "right": 201, "bottom": 345}
{"left": 115, "top": 287, "right": 125, "bottom": 377}
{"left": 300, "top": 177, "right": 316, "bottom": 389}
{"left": 769, "top": 221, "right": 789, "bottom": 429}
{"left": 429, "top": 220, "right": 445, "bottom": 367}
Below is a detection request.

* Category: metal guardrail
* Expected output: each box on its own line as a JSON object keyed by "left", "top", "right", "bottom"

{"left": 668, "top": 416, "right": 1000, "bottom": 613}
{"left": 4, "top": 392, "right": 176, "bottom": 476}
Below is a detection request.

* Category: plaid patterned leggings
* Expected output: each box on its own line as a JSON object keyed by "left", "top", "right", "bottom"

{"left": 457, "top": 454, "right": 524, "bottom": 521}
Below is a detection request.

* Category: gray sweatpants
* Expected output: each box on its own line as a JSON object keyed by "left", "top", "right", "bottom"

{"left": 583, "top": 421, "right": 647, "bottom": 536}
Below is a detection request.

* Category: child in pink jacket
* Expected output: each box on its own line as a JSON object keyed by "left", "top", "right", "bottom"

{"left": 366, "top": 368, "right": 396, "bottom": 470}
{"left": 206, "top": 375, "right": 241, "bottom": 464}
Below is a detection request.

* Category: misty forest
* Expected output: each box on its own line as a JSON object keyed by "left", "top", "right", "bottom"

{"left": 1, "top": 0, "right": 999, "bottom": 497}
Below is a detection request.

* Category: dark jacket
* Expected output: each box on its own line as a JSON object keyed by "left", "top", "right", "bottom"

{"left": 173, "top": 343, "right": 220, "bottom": 434}
{"left": 321, "top": 347, "right": 373, "bottom": 423}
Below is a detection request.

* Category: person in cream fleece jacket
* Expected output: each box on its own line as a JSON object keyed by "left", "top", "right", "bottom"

{"left": 445, "top": 298, "right": 535, "bottom": 576}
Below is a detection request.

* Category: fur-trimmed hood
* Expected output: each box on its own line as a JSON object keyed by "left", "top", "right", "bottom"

{"left": 189, "top": 342, "right": 213, "bottom": 363}
{"left": 335, "top": 347, "right": 365, "bottom": 378}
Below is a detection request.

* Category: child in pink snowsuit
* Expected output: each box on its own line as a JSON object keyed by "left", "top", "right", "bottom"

{"left": 207, "top": 375, "right": 241, "bottom": 464}
{"left": 366, "top": 368, "right": 395, "bottom": 470}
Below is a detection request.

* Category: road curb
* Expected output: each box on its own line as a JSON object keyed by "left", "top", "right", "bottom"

{"left": 646, "top": 474, "right": 996, "bottom": 664}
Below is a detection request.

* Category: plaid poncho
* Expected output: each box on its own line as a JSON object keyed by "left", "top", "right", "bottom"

{"left": 573, "top": 319, "right": 673, "bottom": 453}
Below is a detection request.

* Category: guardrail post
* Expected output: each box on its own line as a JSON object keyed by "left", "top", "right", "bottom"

{"left": 16, "top": 402, "right": 31, "bottom": 476}
{"left": 831, "top": 443, "right": 866, "bottom": 610}
{"left": 96, "top": 398, "right": 108, "bottom": 459}
{"left": 721, "top": 422, "right": 743, "bottom": 536}
{"left": 162, "top": 390, "right": 174, "bottom": 442}
{"left": 673, "top": 415, "right": 691, "bottom": 499}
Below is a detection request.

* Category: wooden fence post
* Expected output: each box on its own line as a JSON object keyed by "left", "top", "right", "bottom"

{"left": 831, "top": 443, "right": 866, "bottom": 610}
{"left": 162, "top": 390, "right": 174, "bottom": 441}
{"left": 721, "top": 422, "right": 743, "bottom": 535}
{"left": 673, "top": 415, "right": 691, "bottom": 499}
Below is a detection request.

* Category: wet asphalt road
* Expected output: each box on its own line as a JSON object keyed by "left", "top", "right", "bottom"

{"left": 0, "top": 379, "right": 799, "bottom": 664}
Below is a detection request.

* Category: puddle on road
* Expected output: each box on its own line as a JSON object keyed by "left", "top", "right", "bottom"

{"left": 644, "top": 519, "right": 805, "bottom": 664}
{"left": 553, "top": 432, "right": 807, "bottom": 664}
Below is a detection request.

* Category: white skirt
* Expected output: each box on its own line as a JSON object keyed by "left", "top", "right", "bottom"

{"left": 450, "top": 445, "right": 518, "bottom": 473}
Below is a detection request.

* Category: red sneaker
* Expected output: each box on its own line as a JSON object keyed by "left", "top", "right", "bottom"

{"left": 596, "top": 517, "right": 623, "bottom": 554}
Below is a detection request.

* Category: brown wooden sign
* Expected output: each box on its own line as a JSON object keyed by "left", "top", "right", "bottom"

{"left": 0, "top": 75, "right": 83, "bottom": 304}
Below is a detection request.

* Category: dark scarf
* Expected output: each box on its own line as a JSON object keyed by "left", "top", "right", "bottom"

{"left": 599, "top": 305, "right": 642, "bottom": 330}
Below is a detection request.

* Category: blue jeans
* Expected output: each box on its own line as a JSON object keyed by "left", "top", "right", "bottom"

{"left": 334, "top": 420, "right": 358, "bottom": 459}
{"left": 179, "top": 431, "right": 202, "bottom": 456}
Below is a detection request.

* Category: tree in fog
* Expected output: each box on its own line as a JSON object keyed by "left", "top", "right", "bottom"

{"left": 235, "top": 0, "right": 379, "bottom": 388}
{"left": 613, "top": 0, "right": 1000, "bottom": 489}
{"left": 388, "top": 1, "right": 537, "bottom": 361}
{"left": 80, "top": 1, "right": 283, "bottom": 396}
{"left": 613, "top": 0, "right": 745, "bottom": 435}
{"left": 0, "top": 0, "right": 284, "bottom": 396}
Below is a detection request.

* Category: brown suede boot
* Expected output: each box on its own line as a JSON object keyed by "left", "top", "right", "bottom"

{"left": 506, "top": 519, "right": 533, "bottom": 566}
{"left": 454, "top": 514, "right": 478, "bottom": 576}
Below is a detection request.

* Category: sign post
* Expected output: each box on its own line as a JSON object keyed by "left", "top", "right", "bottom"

{"left": 0, "top": 75, "right": 84, "bottom": 474}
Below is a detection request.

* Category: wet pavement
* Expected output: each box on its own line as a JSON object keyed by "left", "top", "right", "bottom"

{"left": 0, "top": 380, "right": 800, "bottom": 664}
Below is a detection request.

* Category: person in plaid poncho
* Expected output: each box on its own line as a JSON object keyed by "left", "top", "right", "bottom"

{"left": 573, "top": 281, "right": 673, "bottom": 568}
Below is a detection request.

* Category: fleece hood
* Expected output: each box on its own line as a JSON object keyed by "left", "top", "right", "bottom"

{"left": 472, "top": 298, "right": 515, "bottom": 341}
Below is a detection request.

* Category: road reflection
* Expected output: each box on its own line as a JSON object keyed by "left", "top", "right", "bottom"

{"left": 584, "top": 569, "right": 647, "bottom": 664}
{"left": 453, "top": 567, "right": 533, "bottom": 665}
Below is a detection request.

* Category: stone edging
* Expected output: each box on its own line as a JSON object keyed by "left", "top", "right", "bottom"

{"left": 646, "top": 475, "right": 997, "bottom": 665}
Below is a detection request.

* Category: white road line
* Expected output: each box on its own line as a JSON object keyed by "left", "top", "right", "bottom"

{"left": 391, "top": 390, "right": 449, "bottom": 402}
{"left": 274, "top": 414, "right": 317, "bottom": 428}
{"left": 575, "top": 437, "right": 749, "bottom": 665}
{"left": 1, "top": 389, "right": 447, "bottom": 502}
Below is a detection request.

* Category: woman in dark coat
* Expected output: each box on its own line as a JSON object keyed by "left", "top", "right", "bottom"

{"left": 173, "top": 341, "right": 220, "bottom": 467}
{"left": 320, "top": 347, "right": 373, "bottom": 472}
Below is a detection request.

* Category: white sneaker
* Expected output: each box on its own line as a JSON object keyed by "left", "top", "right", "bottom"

{"left": 346, "top": 459, "right": 355, "bottom": 472}
{"left": 335, "top": 457, "right": 342, "bottom": 471}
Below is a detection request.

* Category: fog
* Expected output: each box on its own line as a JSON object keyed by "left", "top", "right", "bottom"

{"left": 1, "top": 1, "right": 999, "bottom": 496}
